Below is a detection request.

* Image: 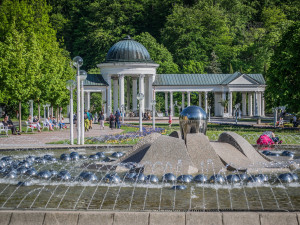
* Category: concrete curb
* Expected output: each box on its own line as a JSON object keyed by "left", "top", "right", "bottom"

{"left": 0, "top": 211, "right": 299, "bottom": 225}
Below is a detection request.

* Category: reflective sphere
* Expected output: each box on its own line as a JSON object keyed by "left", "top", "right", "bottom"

{"left": 278, "top": 173, "right": 293, "bottom": 183}
{"left": 124, "top": 172, "right": 137, "bottom": 181}
{"left": 20, "top": 161, "right": 31, "bottom": 168}
{"left": 79, "top": 155, "right": 87, "bottom": 159}
{"left": 172, "top": 185, "right": 187, "bottom": 190}
{"left": 247, "top": 176, "right": 263, "bottom": 183}
{"left": 6, "top": 172, "right": 17, "bottom": 179}
{"left": 209, "top": 175, "right": 226, "bottom": 184}
{"left": 17, "top": 181, "right": 31, "bottom": 187}
{"left": 35, "top": 157, "right": 47, "bottom": 164}
{"left": 95, "top": 152, "right": 106, "bottom": 158}
{"left": 111, "top": 152, "right": 124, "bottom": 158}
{"left": 38, "top": 170, "right": 52, "bottom": 179}
{"left": 103, "top": 157, "right": 112, "bottom": 162}
{"left": 26, "top": 168, "right": 37, "bottom": 176}
{"left": 257, "top": 174, "right": 269, "bottom": 182}
{"left": 17, "top": 166, "right": 27, "bottom": 174}
{"left": 236, "top": 174, "right": 248, "bottom": 181}
{"left": 50, "top": 170, "right": 58, "bottom": 176}
{"left": 60, "top": 154, "right": 71, "bottom": 161}
{"left": 262, "top": 151, "right": 271, "bottom": 156}
{"left": 57, "top": 170, "right": 72, "bottom": 181}
{"left": 70, "top": 152, "right": 80, "bottom": 161}
{"left": 162, "top": 173, "right": 177, "bottom": 182}
{"left": 177, "top": 175, "right": 192, "bottom": 183}
{"left": 146, "top": 175, "right": 159, "bottom": 183}
{"left": 80, "top": 172, "right": 98, "bottom": 182}
{"left": 226, "top": 174, "right": 240, "bottom": 183}
{"left": 104, "top": 174, "right": 121, "bottom": 183}
{"left": 135, "top": 173, "right": 146, "bottom": 182}
{"left": 89, "top": 154, "right": 99, "bottom": 160}
{"left": 26, "top": 156, "right": 35, "bottom": 163}
{"left": 194, "top": 174, "right": 208, "bottom": 183}
{"left": 281, "top": 151, "right": 294, "bottom": 158}
{"left": 0, "top": 161, "right": 6, "bottom": 167}
{"left": 269, "top": 152, "right": 280, "bottom": 157}
{"left": 179, "top": 106, "right": 207, "bottom": 140}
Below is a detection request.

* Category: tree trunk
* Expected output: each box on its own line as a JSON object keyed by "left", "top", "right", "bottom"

{"left": 19, "top": 101, "right": 22, "bottom": 132}
{"left": 38, "top": 102, "right": 40, "bottom": 120}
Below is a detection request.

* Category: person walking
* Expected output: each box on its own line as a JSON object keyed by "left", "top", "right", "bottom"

{"left": 99, "top": 111, "right": 105, "bottom": 130}
{"left": 88, "top": 110, "right": 93, "bottom": 129}
{"left": 109, "top": 112, "right": 115, "bottom": 130}
{"left": 115, "top": 110, "right": 121, "bottom": 129}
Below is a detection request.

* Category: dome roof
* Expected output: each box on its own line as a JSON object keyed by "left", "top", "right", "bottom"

{"left": 104, "top": 36, "right": 153, "bottom": 63}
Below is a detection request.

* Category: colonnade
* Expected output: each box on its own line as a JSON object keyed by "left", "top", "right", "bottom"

{"left": 160, "top": 91, "right": 265, "bottom": 117}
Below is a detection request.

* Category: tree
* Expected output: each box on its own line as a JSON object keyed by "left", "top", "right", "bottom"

{"left": 207, "top": 51, "right": 222, "bottom": 74}
{"left": 266, "top": 21, "right": 300, "bottom": 113}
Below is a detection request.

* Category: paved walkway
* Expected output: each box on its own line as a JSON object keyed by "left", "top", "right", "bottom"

{"left": 0, "top": 124, "right": 122, "bottom": 149}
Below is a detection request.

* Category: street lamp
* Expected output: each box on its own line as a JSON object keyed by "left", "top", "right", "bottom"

{"left": 28, "top": 100, "right": 33, "bottom": 119}
{"left": 208, "top": 105, "right": 211, "bottom": 122}
{"left": 150, "top": 100, "right": 156, "bottom": 130}
{"left": 80, "top": 70, "right": 87, "bottom": 145}
{"left": 66, "top": 80, "right": 76, "bottom": 145}
{"left": 43, "top": 104, "right": 47, "bottom": 121}
{"left": 234, "top": 103, "right": 240, "bottom": 125}
{"left": 73, "top": 56, "right": 83, "bottom": 145}
{"left": 137, "top": 93, "right": 144, "bottom": 133}
{"left": 45, "top": 103, "right": 50, "bottom": 118}
{"left": 121, "top": 104, "right": 125, "bottom": 124}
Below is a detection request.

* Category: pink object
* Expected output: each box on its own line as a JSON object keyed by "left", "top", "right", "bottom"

{"left": 257, "top": 135, "right": 274, "bottom": 146}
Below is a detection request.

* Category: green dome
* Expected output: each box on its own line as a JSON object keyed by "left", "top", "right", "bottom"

{"left": 105, "top": 36, "right": 153, "bottom": 63}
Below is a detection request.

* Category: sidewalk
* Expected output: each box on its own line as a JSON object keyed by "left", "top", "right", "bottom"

{"left": 0, "top": 124, "right": 122, "bottom": 149}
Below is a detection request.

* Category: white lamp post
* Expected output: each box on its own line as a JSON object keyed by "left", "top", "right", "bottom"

{"left": 235, "top": 103, "right": 240, "bottom": 125}
{"left": 150, "top": 100, "right": 156, "bottom": 130}
{"left": 137, "top": 93, "right": 144, "bottom": 133}
{"left": 29, "top": 100, "right": 33, "bottom": 119}
{"left": 80, "top": 70, "right": 87, "bottom": 145}
{"left": 66, "top": 80, "right": 76, "bottom": 145}
{"left": 45, "top": 103, "right": 50, "bottom": 118}
{"left": 208, "top": 105, "right": 211, "bottom": 122}
{"left": 43, "top": 104, "right": 46, "bottom": 121}
{"left": 72, "top": 56, "right": 83, "bottom": 145}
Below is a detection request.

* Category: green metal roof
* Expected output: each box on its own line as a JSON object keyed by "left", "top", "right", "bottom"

{"left": 83, "top": 74, "right": 108, "bottom": 86}
{"left": 153, "top": 73, "right": 265, "bottom": 86}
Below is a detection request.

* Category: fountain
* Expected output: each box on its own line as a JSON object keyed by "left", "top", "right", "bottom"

{"left": 0, "top": 106, "right": 299, "bottom": 213}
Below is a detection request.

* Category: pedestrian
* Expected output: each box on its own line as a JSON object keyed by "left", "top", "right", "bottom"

{"left": 84, "top": 110, "right": 89, "bottom": 132}
{"left": 88, "top": 110, "right": 93, "bottom": 129}
{"left": 115, "top": 110, "right": 121, "bottom": 129}
{"left": 109, "top": 112, "right": 115, "bottom": 130}
{"left": 99, "top": 111, "right": 105, "bottom": 130}
{"left": 168, "top": 112, "right": 172, "bottom": 128}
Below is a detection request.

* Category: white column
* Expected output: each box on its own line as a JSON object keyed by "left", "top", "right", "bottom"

{"left": 144, "top": 76, "right": 149, "bottom": 110}
{"left": 205, "top": 92, "right": 208, "bottom": 113}
{"left": 222, "top": 92, "right": 226, "bottom": 116}
{"left": 113, "top": 77, "right": 118, "bottom": 113}
{"left": 228, "top": 91, "right": 233, "bottom": 117}
{"left": 214, "top": 92, "right": 221, "bottom": 116}
{"left": 87, "top": 92, "right": 90, "bottom": 110}
{"left": 102, "top": 90, "right": 106, "bottom": 115}
{"left": 254, "top": 92, "right": 258, "bottom": 116}
{"left": 182, "top": 92, "right": 185, "bottom": 110}
{"left": 198, "top": 92, "right": 202, "bottom": 108}
{"left": 242, "top": 92, "right": 246, "bottom": 116}
{"left": 132, "top": 78, "right": 138, "bottom": 112}
{"left": 187, "top": 92, "right": 191, "bottom": 106}
{"left": 261, "top": 92, "right": 265, "bottom": 117}
{"left": 106, "top": 75, "right": 112, "bottom": 117}
{"left": 170, "top": 92, "right": 174, "bottom": 116}
{"left": 148, "top": 75, "right": 154, "bottom": 110}
{"left": 165, "top": 92, "right": 168, "bottom": 113}
{"left": 257, "top": 92, "right": 261, "bottom": 116}
{"left": 119, "top": 74, "right": 125, "bottom": 111}
{"left": 139, "top": 74, "right": 145, "bottom": 113}
{"left": 248, "top": 93, "right": 253, "bottom": 117}
{"left": 126, "top": 77, "right": 131, "bottom": 110}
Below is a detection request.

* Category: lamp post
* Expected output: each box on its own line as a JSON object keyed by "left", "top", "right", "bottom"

{"left": 121, "top": 104, "right": 125, "bottom": 124}
{"left": 45, "top": 103, "right": 50, "bottom": 118}
{"left": 43, "top": 105, "right": 47, "bottom": 121}
{"left": 208, "top": 105, "right": 211, "bottom": 122}
{"left": 150, "top": 100, "right": 156, "bottom": 130}
{"left": 235, "top": 103, "right": 240, "bottom": 125}
{"left": 66, "top": 80, "right": 76, "bottom": 145}
{"left": 72, "top": 56, "right": 83, "bottom": 145}
{"left": 80, "top": 70, "right": 87, "bottom": 145}
{"left": 137, "top": 93, "right": 144, "bottom": 133}
{"left": 29, "top": 100, "right": 33, "bottom": 119}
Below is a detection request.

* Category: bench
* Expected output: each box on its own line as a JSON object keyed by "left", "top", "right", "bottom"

{"left": 25, "top": 121, "right": 37, "bottom": 133}
{"left": 0, "top": 124, "right": 8, "bottom": 136}
{"left": 157, "top": 113, "right": 164, "bottom": 118}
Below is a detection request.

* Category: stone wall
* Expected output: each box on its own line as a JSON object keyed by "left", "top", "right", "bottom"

{"left": 0, "top": 211, "right": 299, "bottom": 225}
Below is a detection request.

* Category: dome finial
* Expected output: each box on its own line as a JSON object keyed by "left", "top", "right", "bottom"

{"left": 124, "top": 35, "right": 131, "bottom": 40}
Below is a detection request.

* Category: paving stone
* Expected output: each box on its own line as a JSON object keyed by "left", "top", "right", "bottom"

{"left": 43, "top": 212, "right": 78, "bottom": 225}
{"left": 260, "top": 212, "right": 298, "bottom": 225}
{"left": 78, "top": 212, "right": 114, "bottom": 225}
{"left": 9, "top": 212, "right": 45, "bottom": 225}
{"left": 113, "top": 212, "right": 149, "bottom": 225}
{"left": 0, "top": 212, "right": 12, "bottom": 225}
{"left": 223, "top": 212, "right": 260, "bottom": 225}
{"left": 149, "top": 212, "right": 185, "bottom": 225}
{"left": 186, "top": 212, "right": 222, "bottom": 225}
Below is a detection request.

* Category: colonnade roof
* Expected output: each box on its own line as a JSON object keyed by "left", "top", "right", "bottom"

{"left": 152, "top": 72, "right": 265, "bottom": 86}
{"left": 83, "top": 74, "right": 108, "bottom": 86}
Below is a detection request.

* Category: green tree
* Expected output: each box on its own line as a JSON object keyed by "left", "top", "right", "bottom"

{"left": 266, "top": 21, "right": 300, "bottom": 113}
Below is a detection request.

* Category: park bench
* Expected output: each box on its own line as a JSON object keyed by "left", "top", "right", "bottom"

{"left": 25, "top": 121, "right": 38, "bottom": 133}
{"left": 0, "top": 124, "right": 8, "bottom": 136}
{"left": 157, "top": 113, "right": 164, "bottom": 118}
